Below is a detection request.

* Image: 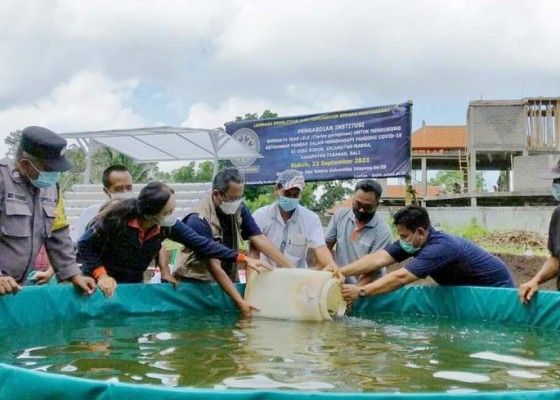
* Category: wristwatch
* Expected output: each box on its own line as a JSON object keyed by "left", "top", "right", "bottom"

{"left": 358, "top": 288, "right": 367, "bottom": 298}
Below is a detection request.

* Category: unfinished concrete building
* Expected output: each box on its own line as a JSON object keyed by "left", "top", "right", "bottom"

{"left": 417, "top": 97, "right": 560, "bottom": 207}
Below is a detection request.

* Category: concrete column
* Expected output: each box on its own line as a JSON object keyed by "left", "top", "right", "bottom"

{"left": 421, "top": 157, "right": 427, "bottom": 197}
{"left": 469, "top": 149, "right": 477, "bottom": 207}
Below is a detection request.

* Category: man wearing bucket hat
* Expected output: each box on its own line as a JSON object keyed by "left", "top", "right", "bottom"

{"left": 0, "top": 126, "right": 96, "bottom": 296}
{"left": 519, "top": 158, "right": 560, "bottom": 304}
{"left": 251, "top": 169, "right": 338, "bottom": 270}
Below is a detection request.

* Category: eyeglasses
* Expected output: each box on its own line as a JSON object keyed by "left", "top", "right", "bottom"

{"left": 353, "top": 200, "right": 376, "bottom": 213}
{"left": 220, "top": 193, "right": 244, "bottom": 203}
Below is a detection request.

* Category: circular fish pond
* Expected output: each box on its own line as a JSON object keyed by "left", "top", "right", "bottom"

{"left": 1, "top": 284, "right": 559, "bottom": 399}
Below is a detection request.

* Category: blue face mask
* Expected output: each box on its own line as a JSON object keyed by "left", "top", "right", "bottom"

{"left": 552, "top": 183, "right": 560, "bottom": 202}
{"left": 278, "top": 196, "right": 300, "bottom": 212}
{"left": 27, "top": 161, "right": 60, "bottom": 188}
{"left": 399, "top": 230, "right": 421, "bottom": 254}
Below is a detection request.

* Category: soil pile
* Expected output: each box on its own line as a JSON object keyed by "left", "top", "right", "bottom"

{"left": 478, "top": 230, "right": 547, "bottom": 254}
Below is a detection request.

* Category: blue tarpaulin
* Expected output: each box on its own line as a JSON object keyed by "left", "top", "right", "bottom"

{"left": 1, "top": 284, "right": 559, "bottom": 399}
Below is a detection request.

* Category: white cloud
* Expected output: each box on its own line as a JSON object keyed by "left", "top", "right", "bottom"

{"left": 0, "top": 71, "right": 149, "bottom": 157}
{"left": 212, "top": 0, "right": 560, "bottom": 100}
{"left": 181, "top": 94, "right": 361, "bottom": 131}
{"left": 2, "top": 0, "right": 560, "bottom": 161}
{"left": 0, "top": 0, "right": 233, "bottom": 107}
{"left": 51, "top": 0, "right": 230, "bottom": 40}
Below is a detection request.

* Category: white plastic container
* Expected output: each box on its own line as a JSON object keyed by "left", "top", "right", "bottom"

{"left": 244, "top": 268, "right": 346, "bottom": 321}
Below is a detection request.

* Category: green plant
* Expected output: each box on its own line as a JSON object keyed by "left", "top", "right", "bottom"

{"left": 244, "top": 182, "right": 316, "bottom": 213}
{"left": 447, "top": 217, "right": 489, "bottom": 241}
{"left": 245, "top": 191, "right": 276, "bottom": 213}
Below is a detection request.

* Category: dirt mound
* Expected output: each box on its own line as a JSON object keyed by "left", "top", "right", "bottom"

{"left": 478, "top": 231, "right": 556, "bottom": 290}
{"left": 478, "top": 230, "right": 547, "bottom": 253}
{"left": 495, "top": 253, "right": 556, "bottom": 290}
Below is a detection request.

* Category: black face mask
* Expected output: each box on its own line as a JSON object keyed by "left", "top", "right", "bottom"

{"left": 353, "top": 207, "right": 375, "bottom": 223}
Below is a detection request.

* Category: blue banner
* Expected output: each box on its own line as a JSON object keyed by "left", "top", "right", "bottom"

{"left": 225, "top": 102, "right": 412, "bottom": 184}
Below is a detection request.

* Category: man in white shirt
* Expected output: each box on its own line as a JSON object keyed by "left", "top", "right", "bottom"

{"left": 251, "top": 169, "right": 337, "bottom": 270}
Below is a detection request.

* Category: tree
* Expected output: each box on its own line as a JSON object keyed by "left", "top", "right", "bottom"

{"left": 316, "top": 180, "right": 353, "bottom": 211}
{"left": 235, "top": 113, "right": 258, "bottom": 122}
{"left": 259, "top": 110, "right": 278, "bottom": 120}
{"left": 99, "top": 147, "right": 157, "bottom": 183}
{"left": 170, "top": 160, "right": 219, "bottom": 183}
{"left": 156, "top": 170, "right": 173, "bottom": 182}
{"left": 173, "top": 162, "right": 197, "bottom": 182}
{"left": 244, "top": 182, "right": 316, "bottom": 212}
{"left": 58, "top": 144, "right": 87, "bottom": 191}
{"left": 196, "top": 160, "right": 216, "bottom": 182}
{"left": 3, "top": 131, "right": 22, "bottom": 157}
{"left": 234, "top": 110, "right": 278, "bottom": 122}
{"left": 428, "top": 170, "right": 486, "bottom": 192}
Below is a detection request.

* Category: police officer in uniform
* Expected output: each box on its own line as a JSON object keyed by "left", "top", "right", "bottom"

{"left": 0, "top": 126, "right": 96, "bottom": 296}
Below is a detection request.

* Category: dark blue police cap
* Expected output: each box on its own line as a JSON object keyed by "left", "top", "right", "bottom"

{"left": 21, "top": 126, "right": 73, "bottom": 172}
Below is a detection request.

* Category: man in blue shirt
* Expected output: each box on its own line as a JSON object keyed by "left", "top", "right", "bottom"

{"left": 338, "top": 205, "right": 514, "bottom": 301}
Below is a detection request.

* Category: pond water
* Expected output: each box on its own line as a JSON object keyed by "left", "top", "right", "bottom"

{"left": 1, "top": 312, "right": 559, "bottom": 394}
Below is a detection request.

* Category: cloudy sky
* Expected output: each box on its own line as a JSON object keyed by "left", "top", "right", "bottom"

{"left": 1, "top": 0, "right": 558, "bottom": 170}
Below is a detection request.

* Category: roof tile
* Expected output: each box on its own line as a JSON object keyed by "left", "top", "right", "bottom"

{"left": 412, "top": 125, "right": 467, "bottom": 149}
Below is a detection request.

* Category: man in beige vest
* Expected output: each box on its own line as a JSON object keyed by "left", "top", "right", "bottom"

{"left": 174, "top": 167, "right": 294, "bottom": 315}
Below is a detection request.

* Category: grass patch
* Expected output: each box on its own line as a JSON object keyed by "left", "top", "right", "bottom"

{"left": 476, "top": 244, "right": 548, "bottom": 257}
{"left": 442, "top": 217, "right": 490, "bottom": 241}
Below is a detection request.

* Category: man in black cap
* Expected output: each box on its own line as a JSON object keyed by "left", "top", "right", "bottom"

{"left": 519, "top": 158, "right": 560, "bottom": 303}
{"left": 0, "top": 126, "right": 96, "bottom": 296}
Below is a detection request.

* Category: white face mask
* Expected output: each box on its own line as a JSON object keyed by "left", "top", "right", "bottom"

{"left": 219, "top": 198, "right": 243, "bottom": 215}
{"left": 109, "top": 190, "right": 135, "bottom": 200}
{"left": 155, "top": 214, "right": 177, "bottom": 227}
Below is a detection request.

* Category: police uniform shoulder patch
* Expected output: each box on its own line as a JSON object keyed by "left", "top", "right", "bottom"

{"left": 52, "top": 187, "right": 68, "bottom": 231}
{"left": 11, "top": 169, "right": 22, "bottom": 183}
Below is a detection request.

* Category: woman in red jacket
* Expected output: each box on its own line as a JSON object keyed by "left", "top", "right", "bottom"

{"left": 78, "top": 182, "right": 269, "bottom": 312}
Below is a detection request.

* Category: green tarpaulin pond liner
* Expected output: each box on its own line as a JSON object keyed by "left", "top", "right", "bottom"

{"left": 1, "top": 283, "right": 559, "bottom": 399}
